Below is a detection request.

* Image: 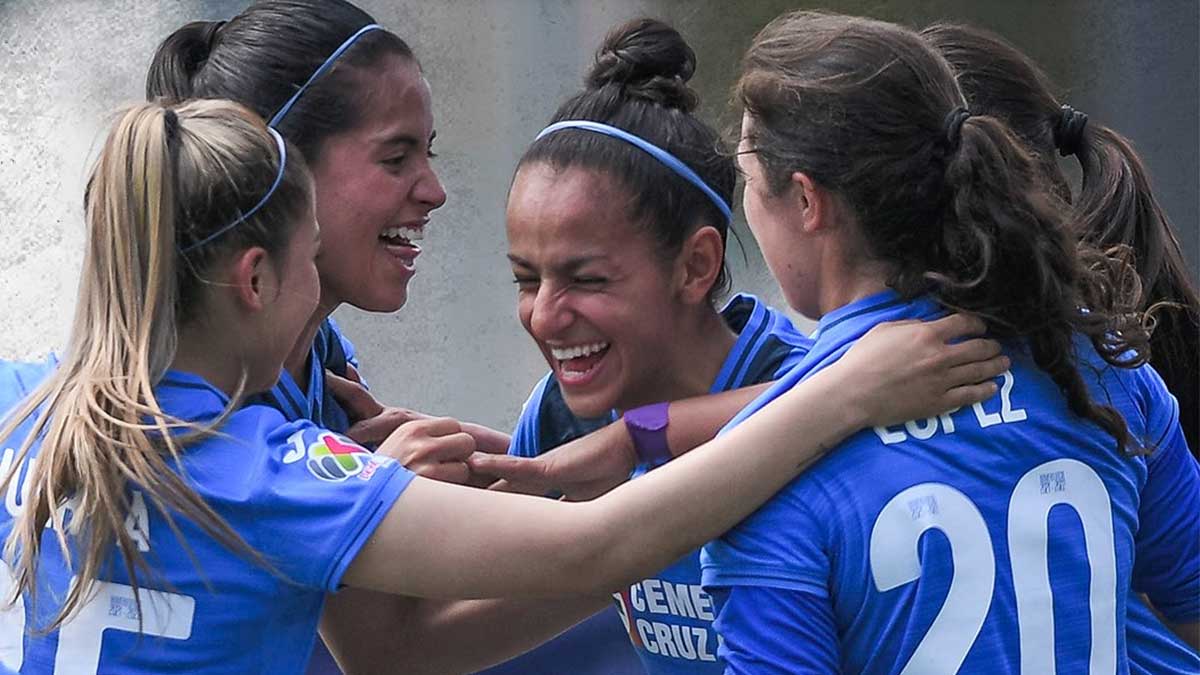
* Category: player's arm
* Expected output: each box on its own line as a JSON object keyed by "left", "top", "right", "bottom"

{"left": 1132, "top": 415, "right": 1200, "bottom": 650}
{"left": 470, "top": 381, "right": 775, "bottom": 500}
{"left": 341, "top": 316, "right": 1005, "bottom": 600}
{"left": 319, "top": 591, "right": 611, "bottom": 675}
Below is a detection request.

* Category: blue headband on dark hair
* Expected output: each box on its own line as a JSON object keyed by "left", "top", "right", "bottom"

{"left": 535, "top": 120, "right": 733, "bottom": 223}
{"left": 186, "top": 24, "right": 378, "bottom": 253}
{"left": 181, "top": 127, "right": 288, "bottom": 254}
{"left": 269, "top": 23, "right": 383, "bottom": 128}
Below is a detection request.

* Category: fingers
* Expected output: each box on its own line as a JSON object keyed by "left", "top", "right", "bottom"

{"left": 941, "top": 337, "right": 1004, "bottom": 368}
{"left": 415, "top": 461, "right": 471, "bottom": 485}
{"left": 942, "top": 380, "right": 1001, "bottom": 410}
{"left": 422, "top": 431, "right": 477, "bottom": 462}
{"left": 467, "top": 452, "right": 548, "bottom": 485}
{"left": 944, "top": 355, "right": 1010, "bottom": 390}
{"left": 325, "top": 370, "right": 384, "bottom": 419}
{"left": 347, "top": 410, "right": 414, "bottom": 445}
{"left": 345, "top": 363, "right": 363, "bottom": 385}
{"left": 460, "top": 422, "right": 513, "bottom": 454}
{"left": 926, "top": 312, "right": 988, "bottom": 341}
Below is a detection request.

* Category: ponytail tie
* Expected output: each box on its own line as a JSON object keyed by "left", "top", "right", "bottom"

{"left": 941, "top": 107, "right": 971, "bottom": 153}
{"left": 1054, "top": 104, "right": 1089, "bottom": 157}
{"left": 162, "top": 109, "right": 180, "bottom": 143}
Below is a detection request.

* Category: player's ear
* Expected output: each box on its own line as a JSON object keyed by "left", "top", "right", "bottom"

{"left": 227, "top": 246, "right": 273, "bottom": 313}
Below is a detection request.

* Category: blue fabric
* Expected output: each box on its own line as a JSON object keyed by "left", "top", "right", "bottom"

{"left": 702, "top": 290, "right": 1199, "bottom": 674}
{"left": 0, "top": 367, "right": 415, "bottom": 674}
{"left": 506, "top": 294, "right": 811, "bottom": 675}
{"left": 248, "top": 317, "right": 358, "bottom": 433}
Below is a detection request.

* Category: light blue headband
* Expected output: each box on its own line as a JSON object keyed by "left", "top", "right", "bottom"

{"left": 535, "top": 120, "right": 733, "bottom": 223}
{"left": 182, "top": 24, "right": 378, "bottom": 252}
{"left": 269, "top": 23, "right": 383, "bottom": 128}
{"left": 180, "top": 127, "right": 288, "bottom": 254}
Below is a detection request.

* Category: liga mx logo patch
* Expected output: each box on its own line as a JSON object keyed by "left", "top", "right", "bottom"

{"left": 284, "top": 428, "right": 391, "bottom": 482}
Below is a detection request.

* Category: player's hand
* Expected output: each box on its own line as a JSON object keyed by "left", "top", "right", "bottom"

{"left": 326, "top": 370, "right": 512, "bottom": 486}
{"left": 376, "top": 417, "right": 478, "bottom": 485}
{"left": 467, "top": 425, "right": 635, "bottom": 501}
{"left": 326, "top": 370, "right": 430, "bottom": 445}
{"left": 830, "top": 313, "right": 1009, "bottom": 427}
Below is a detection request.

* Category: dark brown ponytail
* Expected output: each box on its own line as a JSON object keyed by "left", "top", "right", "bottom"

{"left": 923, "top": 22, "right": 1199, "bottom": 451}
{"left": 738, "top": 11, "right": 1151, "bottom": 453}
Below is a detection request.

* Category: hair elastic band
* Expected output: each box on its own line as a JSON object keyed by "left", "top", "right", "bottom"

{"left": 269, "top": 23, "right": 383, "bottom": 128}
{"left": 1054, "top": 104, "right": 1089, "bottom": 157}
{"left": 535, "top": 120, "right": 733, "bottom": 223}
{"left": 180, "top": 127, "right": 288, "bottom": 254}
{"left": 941, "top": 107, "right": 971, "bottom": 151}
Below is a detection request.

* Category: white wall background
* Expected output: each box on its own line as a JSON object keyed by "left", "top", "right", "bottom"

{"left": 1, "top": 0, "right": 1195, "bottom": 431}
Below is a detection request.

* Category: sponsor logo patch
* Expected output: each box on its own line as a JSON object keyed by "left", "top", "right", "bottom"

{"left": 283, "top": 428, "right": 394, "bottom": 482}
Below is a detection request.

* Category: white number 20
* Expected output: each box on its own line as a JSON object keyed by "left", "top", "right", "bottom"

{"left": 869, "top": 459, "right": 1117, "bottom": 674}
{"left": 0, "top": 568, "right": 194, "bottom": 674}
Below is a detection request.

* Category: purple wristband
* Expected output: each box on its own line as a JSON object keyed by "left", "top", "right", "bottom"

{"left": 623, "top": 401, "right": 672, "bottom": 466}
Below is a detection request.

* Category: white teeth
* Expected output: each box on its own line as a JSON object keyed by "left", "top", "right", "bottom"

{"left": 550, "top": 341, "right": 609, "bottom": 361}
{"left": 381, "top": 226, "right": 424, "bottom": 242}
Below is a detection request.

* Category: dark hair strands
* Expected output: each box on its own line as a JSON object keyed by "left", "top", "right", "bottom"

{"left": 740, "top": 11, "right": 1152, "bottom": 455}
{"left": 146, "top": 0, "right": 414, "bottom": 162}
{"left": 923, "top": 22, "right": 1200, "bottom": 452}
{"left": 519, "top": 18, "right": 737, "bottom": 302}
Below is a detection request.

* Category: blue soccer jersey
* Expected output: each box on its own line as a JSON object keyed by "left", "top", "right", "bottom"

{"left": 0, "top": 368, "right": 416, "bottom": 674}
{"left": 509, "top": 294, "right": 811, "bottom": 674}
{"left": 701, "top": 291, "right": 1200, "bottom": 674}
{"left": 249, "top": 317, "right": 360, "bottom": 433}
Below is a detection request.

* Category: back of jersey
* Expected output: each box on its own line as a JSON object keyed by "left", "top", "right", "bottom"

{"left": 702, "top": 293, "right": 1198, "bottom": 674}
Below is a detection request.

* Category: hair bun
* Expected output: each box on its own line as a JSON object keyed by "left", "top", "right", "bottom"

{"left": 586, "top": 18, "right": 699, "bottom": 112}
{"left": 146, "top": 20, "right": 226, "bottom": 101}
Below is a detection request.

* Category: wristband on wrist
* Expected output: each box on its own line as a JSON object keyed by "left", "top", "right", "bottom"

{"left": 623, "top": 401, "right": 672, "bottom": 466}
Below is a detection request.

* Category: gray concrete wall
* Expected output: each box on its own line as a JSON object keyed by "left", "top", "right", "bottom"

{"left": 1, "top": 0, "right": 1196, "bottom": 431}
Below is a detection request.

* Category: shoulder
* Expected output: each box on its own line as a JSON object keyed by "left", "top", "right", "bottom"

{"left": 1074, "top": 337, "right": 1178, "bottom": 447}
{"left": 0, "top": 357, "right": 57, "bottom": 409}
{"left": 509, "top": 373, "right": 608, "bottom": 456}
{"left": 721, "top": 294, "right": 813, "bottom": 385}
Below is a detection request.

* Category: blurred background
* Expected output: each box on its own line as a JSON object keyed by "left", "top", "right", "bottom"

{"left": 0, "top": 1, "right": 1196, "bottom": 673}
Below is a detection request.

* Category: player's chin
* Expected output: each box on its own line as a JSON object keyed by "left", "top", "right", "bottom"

{"left": 348, "top": 282, "right": 410, "bottom": 314}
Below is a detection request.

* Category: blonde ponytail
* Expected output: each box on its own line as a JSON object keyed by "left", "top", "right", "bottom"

{"left": 0, "top": 100, "right": 311, "bottom": 631}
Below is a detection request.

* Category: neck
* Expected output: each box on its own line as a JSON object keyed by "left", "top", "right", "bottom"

{"left": 172, "top": 319, "right": 247, "bottom": 398}
{"left": 284, "top": 297, "right": 339, "bottom": 383}
{"left": 816, "top": 240, "right": 892, "bottom": 317}
{"left": 630, "top": 306, "right": 737, "bottom": 407}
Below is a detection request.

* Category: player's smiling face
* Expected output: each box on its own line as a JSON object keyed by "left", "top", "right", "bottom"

{"left": 507, "top": 163, "right": 685, "bottom": 418}
{"left": 307, "top": 56, "right": 446, "bottom": 313}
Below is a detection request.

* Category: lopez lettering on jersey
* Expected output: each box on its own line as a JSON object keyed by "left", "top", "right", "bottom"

{"left": 510, "top": 294, "right": 811, "bottom": 674}
{"left": 0, "top": 369, "right": 416, "bottom": 674}
{"left": 248, "top": 317, "right": 359, "bottom": 432}
{"left": 702, "top": 291, "right": 1200, "bottom": 674}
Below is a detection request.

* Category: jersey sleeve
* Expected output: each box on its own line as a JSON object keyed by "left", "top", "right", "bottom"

{"left": 710, "top": 585, "right": 840, "bottom": 674}
{"left": 508, "top": 375, "right": 553, "bottom": 458}
{"left": 701, "top": 480, "right": 832, "bottom": 596}
{"left": 241, "top": 417, "right": 417, "bottom": 592}
{"left": 1132, "top": 420, "right": 1200, "bottom": 622}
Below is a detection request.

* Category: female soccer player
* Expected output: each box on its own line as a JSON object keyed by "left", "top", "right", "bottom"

{"left": 498, "top": 18, "right": 811, "bottom": 673}
{"left": 146, "top": 0, "right": 452, "bottom": 437}
{"left": 921, "top": 23, "right": 1200, "bottom": 674}
{"left": 0, "top": 101, "right": 1008, "bottom": 674}
{"left": 922, "top": 22, "right": 1200, "bottom": 457}
{"left": 699, "top": 11, "right": 1199, "bottom": 673}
